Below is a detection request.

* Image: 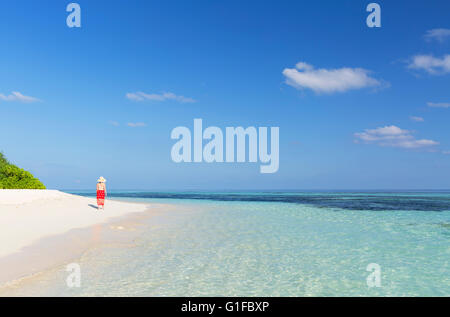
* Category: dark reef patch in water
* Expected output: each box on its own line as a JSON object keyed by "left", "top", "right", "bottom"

{"left": 73, "top": 192, "right": 450, "bottom": 212}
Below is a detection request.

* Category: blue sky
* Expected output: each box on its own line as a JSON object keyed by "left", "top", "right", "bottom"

{"left": 0, "top": 0, "right": 449, "bottom": 190}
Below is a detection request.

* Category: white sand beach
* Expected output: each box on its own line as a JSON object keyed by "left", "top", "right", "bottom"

{"left": 0, "top": 190, "right": 184, "bottom": 293}
{"left": 0, "top": 190, "right": 149, "bottom": 258}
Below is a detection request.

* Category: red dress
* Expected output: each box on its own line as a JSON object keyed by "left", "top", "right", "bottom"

{"left": 97, "top": 189, "right": 105, "bottom": 206}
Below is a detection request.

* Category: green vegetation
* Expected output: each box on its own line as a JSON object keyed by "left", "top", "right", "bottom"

{"left": 0, "top": 152, "right": 46, "bottom": 189}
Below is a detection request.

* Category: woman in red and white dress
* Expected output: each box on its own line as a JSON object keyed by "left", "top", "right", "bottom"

{"left": 96, "top": 177, "right": 107, "bottom": 210}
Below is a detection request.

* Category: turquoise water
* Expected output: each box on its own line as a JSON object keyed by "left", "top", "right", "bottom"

{"left": 10, "top": 192, "right": 450, "bottom": 296}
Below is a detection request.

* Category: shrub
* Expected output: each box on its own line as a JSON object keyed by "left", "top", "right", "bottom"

{"left": 0, "top": 153, "right": 46, "bottom": 189}
{"left": 0, "top": 152, "right": 8, "bottom": 166}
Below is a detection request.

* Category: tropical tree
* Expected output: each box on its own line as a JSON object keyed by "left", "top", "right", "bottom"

{"left": 0, "top": 152, "right": 46, "bottom": 189}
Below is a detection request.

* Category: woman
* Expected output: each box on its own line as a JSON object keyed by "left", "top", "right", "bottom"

{"left": 96, "top": 177, "right": 107, "bottom": 210}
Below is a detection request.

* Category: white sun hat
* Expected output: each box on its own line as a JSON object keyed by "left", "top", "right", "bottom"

{"left": 97, "top": 176, "right": 106, "bottom": 183}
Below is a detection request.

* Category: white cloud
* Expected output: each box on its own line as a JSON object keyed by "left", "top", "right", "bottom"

{"left": 0, "top": 91, "right": 40, "bottom": 103}
{"left": 424, "top": 28, "right": 450, "bottom": 42}
{"left": 109, "top": 121, "right": 120, "bottom": 126}
{"left": 443, "top": 151, "right": 450, "bottom": 155}
{"left": 282, "top": 62, "right": 381, "bottom": 93}
{"left": 354, "top": 125, "right": 439, "bottom": 149}
{"left": 427, "top": 102, "right": 450, "bottom": 108}
{"left": 126, "top": 92, "right": 196, "bottom": 103}
{"left": 410, "top": 116, "right": 424, "bottom": 122}
{"left": 127, "top": 122, "right": 146, "bottom": 127}
{"left": 408, "top": 54, "right": 450, "bottom": 74}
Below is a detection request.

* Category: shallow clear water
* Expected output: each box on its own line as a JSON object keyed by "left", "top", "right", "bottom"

{"left": 7, "top": 192, "right": 450, "bottom": 296}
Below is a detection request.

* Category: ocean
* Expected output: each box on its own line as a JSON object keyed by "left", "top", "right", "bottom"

{"left": 9, "top": 191, "right": 450, "bottom": 296}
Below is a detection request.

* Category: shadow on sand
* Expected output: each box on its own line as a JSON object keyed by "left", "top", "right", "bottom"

{"left": 88, "top": 204, "right": 99, "bottom": 210}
